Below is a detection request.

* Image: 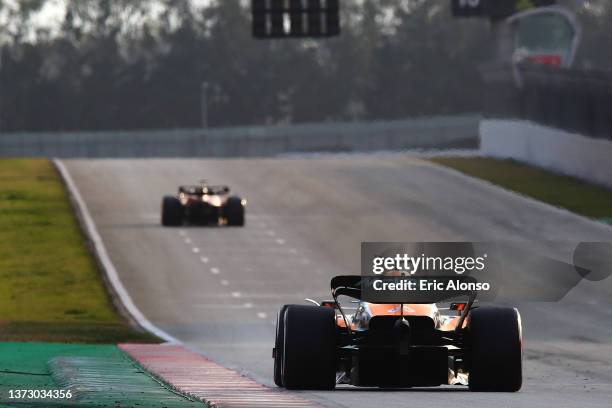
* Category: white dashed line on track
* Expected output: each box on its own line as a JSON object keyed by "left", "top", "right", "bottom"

{"left": 176, "top": 213, "right": 302, "bottom": 335}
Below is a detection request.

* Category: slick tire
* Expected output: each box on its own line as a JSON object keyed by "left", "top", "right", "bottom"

{"left": 468, "top": 306, "right": 522, "bottom": 392}
{"left": 273, "top": 305, "right": 290, "bottom": 387}
{"left": 225, "top": 196, "right": 245, "bottom": 226}
{"left": 282, "top": 305, "right": 337, "bottom": 390}
{"left": 161, "top": 196, "right": 183, "bottom": 226}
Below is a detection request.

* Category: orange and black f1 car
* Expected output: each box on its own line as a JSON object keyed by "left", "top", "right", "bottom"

{"left": 161, "top": 181, "right": 245, "bottom": 227}
{"left": 273, "top": 276, "right": 522, "bottom": 391}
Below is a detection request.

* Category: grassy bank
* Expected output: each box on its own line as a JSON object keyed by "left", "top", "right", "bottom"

{"left": 0, "top": 159, "right": 156, "bottom": 343}
{"left": 430, "top": 157, "right": 612, "bottom": 221}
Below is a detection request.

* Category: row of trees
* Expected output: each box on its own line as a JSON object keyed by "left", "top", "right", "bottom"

{"left": 0, "top": 0, "right": 609, "bottom": 131}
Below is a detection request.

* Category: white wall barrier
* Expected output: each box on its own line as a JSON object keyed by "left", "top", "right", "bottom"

{"left": 0, "top": 115, "right": 478, "bottom": 158}
{"left": 481, "top": 119, "right": 612, "bottom": 190}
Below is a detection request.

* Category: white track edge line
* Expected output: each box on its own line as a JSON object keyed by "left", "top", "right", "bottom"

{"left": 53, "top": 159, "right": 180, "bottom": 344}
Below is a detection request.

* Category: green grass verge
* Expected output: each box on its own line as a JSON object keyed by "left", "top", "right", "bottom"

{"left": 0, "top": 159, "right": 157, "bottom": 343}
{"left": 430, "top": 157, "right": 612, "bottom": 220}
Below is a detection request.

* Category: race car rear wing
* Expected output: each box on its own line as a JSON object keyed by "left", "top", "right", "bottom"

{"left": 330, "top": 275, "right": 476, "bottom": 334}
{"left": 331, "top": 275, "right": 479, "bottom": 304}
{"left": 330, "top": 275, "right": 362, "bottom": 299}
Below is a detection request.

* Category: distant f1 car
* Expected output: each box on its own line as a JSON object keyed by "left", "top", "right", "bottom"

{"left": 161, "top": 181, "right": 245, "bottom": 226}
{"left": 273, "top": 276, "right": 522, "bottom": 391}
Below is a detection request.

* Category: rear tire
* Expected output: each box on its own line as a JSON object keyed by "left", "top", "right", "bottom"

{"left": 161, "top": 196, "right": 183, "bottom": 226}
{"left": 282, "top": 305, "right": 337, "bottom": 390}
{"left": 225, "top": 196, "right": 245, "bottom": 226}
{"left": 468, "top": 306, "right": 522, "bottom": 392}
{"left": 273, "top": 305, "right": 289, "bottom": 387}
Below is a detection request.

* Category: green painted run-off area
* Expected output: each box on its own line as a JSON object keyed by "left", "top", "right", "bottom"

{"left": 0, "top": 342, "right": 205, "bottom": 408}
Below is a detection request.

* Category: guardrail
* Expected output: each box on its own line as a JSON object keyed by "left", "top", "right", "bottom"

{"left": 480, "top": 64, "right": 612, "bottom": 189}
{"left": 0, "top": 116, "right": 479, "bottom": 158}
{"left": 481, "top": 64, "right": 612, "bottom": 141}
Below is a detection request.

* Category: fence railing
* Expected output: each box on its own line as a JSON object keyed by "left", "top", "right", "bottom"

{"left": 481, "top": 64, "right": 612, "bottom": 141}
{"left": 0, "top": 115, "right": 479, "bottom": 158}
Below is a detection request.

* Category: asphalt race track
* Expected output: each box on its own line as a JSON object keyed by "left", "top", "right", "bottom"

{"left": 64, "top": 156, "right": 612, "bottom": 408}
